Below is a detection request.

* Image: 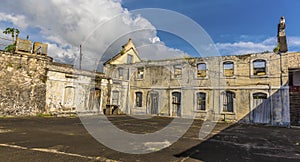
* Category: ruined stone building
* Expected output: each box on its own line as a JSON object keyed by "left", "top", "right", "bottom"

{"left": 1, "top": 38, "right": 300, "bottom": 127}
{"left": 104, "top": 39, "right": 300, "bottom": 127}
{"left": 0, "top": 38, "right": 109, "bottom": 116}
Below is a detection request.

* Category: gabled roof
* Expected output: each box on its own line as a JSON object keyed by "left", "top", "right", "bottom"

{"left": 103, "top": 38, "right": 141, "bottom": 65}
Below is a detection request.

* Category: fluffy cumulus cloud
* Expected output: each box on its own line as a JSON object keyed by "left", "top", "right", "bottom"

{"left": 0, "top": 13, "right": 28, "bottom": 29}
{"left": 215, "top": 37, "right": 276, "bottom": 55}
{"left": 0, "top": 0, "right": 187, "bottom": 71}
{"left": 288, "top": 36, "right": 300, "bottom": 47}
{"left": 216, "top": 36, "right": 300, "bottom": 55}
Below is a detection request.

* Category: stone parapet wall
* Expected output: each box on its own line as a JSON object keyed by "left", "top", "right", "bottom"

{"left": 0, "top": 51, "right": 51, "bottom": 116}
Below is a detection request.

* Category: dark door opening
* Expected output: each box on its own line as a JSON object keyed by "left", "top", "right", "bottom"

{"left": 289, "top": 69, "right": 300, "bottom": 125}
{"left": 172, "top": 92, "right": 181, "bottom": 117}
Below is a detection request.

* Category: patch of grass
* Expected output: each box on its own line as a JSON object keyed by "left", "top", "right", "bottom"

{"left": 36, "top": 113, "right": 53, "bottom": 117}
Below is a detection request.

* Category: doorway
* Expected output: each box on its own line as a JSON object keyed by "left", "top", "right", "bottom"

{"left": 172, "top": 92, "right": 181, "bottom": 117}
{"left": 251, "top": 93, "right": 270, "bottom": 124}
{"left": 147, "top": 91, "right": 159, "bottom": 115}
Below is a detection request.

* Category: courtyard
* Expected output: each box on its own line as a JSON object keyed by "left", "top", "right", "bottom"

{"left": 0, "top": 115, "right": 300, "bottom": 161}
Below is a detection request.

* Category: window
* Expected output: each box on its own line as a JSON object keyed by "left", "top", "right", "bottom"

{"left": 223, "top": 61, "right": 234, "bottom": 77}
{"left": 223, "top": 91, "right": 235, "bottom": 112}
{"left": 127, "top": 54, "right": 133, "bottom": 64}
{"left": 64, "top": 86, "right": 75, "bottom": 107}
{"left": 118, "top": 67, "right": 124, "bottom": 78}
{"left": 173, "top": 64, "right": 182, "bottom": 78}
{"left": 137, "top": 67, "right": 144, "bottom": 79}
{"left": 88, "top": 88, "right": 101, "bottom": 110}
{"left": 253, "top": 60, "right": 266, "bottom": 76}
{"left": 112, "top": 91, "right": 119, "bottom": 105}
{"left": 197, "top": 63, "right": 206, "bottom": 77}
{"left": 127, "top": 69, "right": 130, "bottom": 80}
{"left": 196, "top": 92, "right": 206, "bottom": 110}
{"left": 253, "top": 93, "right": 267, "bottom": 99}
{"left": 135, "top": 92, "right": 143, "bottom": 107}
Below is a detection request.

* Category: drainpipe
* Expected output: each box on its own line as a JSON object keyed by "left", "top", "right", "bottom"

{"left": 279, "top": 52, "right": 283, "bottom": 86}
{"left": 268, "top": 84, "right": 273, "bottom": 126}
{"left": 279, "top": 52, "right": 288, "bottom": 127}
{"left": 126, "top": 68, "right": 131, "bottom": 114}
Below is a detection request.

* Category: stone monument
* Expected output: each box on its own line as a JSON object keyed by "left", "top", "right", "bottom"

{"left": 277, "top": 16, "right": 288, "bottom": 53}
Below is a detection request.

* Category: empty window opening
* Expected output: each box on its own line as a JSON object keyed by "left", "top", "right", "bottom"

{"left": 253, "top": 60, "right": 266, "bottom": 76}
{"left": 197, "top": 63, "right": 206, "bottom": 77}
{"left": 223, "top": 62, "right": 234, "bottom": 77}
{"left": 137, "top": 67, "right": 144, "bottom": 79}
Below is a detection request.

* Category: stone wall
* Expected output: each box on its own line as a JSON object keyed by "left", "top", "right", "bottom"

{"left": 105, "top": 51, "right": 291, "bottom": 126}
{"left": 0, "top": 51, "right": 52, "bottom": 116}
{"left": 46, "top": 62, "right": 108, "bottom": 114}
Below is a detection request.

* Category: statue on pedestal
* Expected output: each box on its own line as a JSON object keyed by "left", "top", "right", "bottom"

{"left": 277, "top": 16, "right": 288, "bottom": 53}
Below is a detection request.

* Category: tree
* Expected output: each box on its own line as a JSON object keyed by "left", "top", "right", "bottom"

{"left": 2, "top": 27, "right": 20, "bottom": 52}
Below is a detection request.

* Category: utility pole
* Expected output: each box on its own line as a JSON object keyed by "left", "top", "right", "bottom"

{"left": 79, "top": 45, "right": 82, "bottom": 69}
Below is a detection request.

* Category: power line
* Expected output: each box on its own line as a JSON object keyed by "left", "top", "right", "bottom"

{"left": 0, "top": 36, "right": 13, "bottom": 41}
{"left": 0, "top": 43, "right": 8, "bottom": 46}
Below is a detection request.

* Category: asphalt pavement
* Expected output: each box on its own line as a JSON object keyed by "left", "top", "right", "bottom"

{"left": 0, "top": 115, "right": 300, "bottom": 162}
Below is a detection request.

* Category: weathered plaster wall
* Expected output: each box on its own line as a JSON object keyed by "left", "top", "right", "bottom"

{"left": 0, "top": 51, "right": 51, "bottom": 116}
{"left": 46, "top": 62, "right": 108, "bottom": 114}
{"left": 105, "top": 52, "right": 291, "bottom": 126}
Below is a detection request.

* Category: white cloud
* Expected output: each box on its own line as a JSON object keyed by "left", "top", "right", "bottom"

{"left": 216, "top": 41, "right": 274, "bottom": 55}
{"left": 149, "top": 36, "right": 160, "bottom": 44}
{"left": 216, "top": 36, "right": 300, "bottom": 55}
{"left": 0, "top": 13, "right": 28, "bottom": 29}
{"left": 288, "top": 36, "right": 300, "bottom": 47}
{"left": 47, "top": 43, "right": 77, "bottom": 62}
{"left": 137, "top": 42, "right": 188, "bottom": 61}
{"left": 0, "top": 0, "right": 187, "bottom": 70}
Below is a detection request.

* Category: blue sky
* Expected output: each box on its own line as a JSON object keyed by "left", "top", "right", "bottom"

{"left": 122, "top": 0, "right": 300, "bottom": 55}
{"left": 0, "top": 0, "right": 299, "bottom": 68}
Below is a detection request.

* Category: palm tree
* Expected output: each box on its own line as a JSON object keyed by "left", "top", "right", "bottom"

{"left": 2, "top": 27, "right": 20, "bottom": 52}
{"left": 3, "top": 27, "right": 19, "bottom": 44}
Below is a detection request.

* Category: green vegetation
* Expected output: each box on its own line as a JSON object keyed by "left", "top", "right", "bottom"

{"left": 2, "top": 27, "right": 20, "bottom": 53}
{"left": 36, "top": 113, "right": 53, "bottom": 117}
{"left": 4, "top": 43, "right": 16, "bottom": 53}
{"left": 273, "top": 43, "right": 280, "bottom": 53}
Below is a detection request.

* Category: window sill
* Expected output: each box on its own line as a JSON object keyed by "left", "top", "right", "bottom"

{"left": 195, "top": 76, "right": 208, "bottom": 80}
{"left": 221, "top": 112, "right": 235, "bottom": 115}
{"left": 194, "top": 110, "right": 207, "bottom": 113}
{"left": 221, "top": 76, "right": 236, "bottom": 79}
{"left": 251, "top": 75, "right": 268, "bottom": 78}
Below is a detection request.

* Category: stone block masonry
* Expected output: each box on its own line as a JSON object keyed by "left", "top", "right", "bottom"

{"left": 0, "top": 51, "right": 52, "bottom": 116}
